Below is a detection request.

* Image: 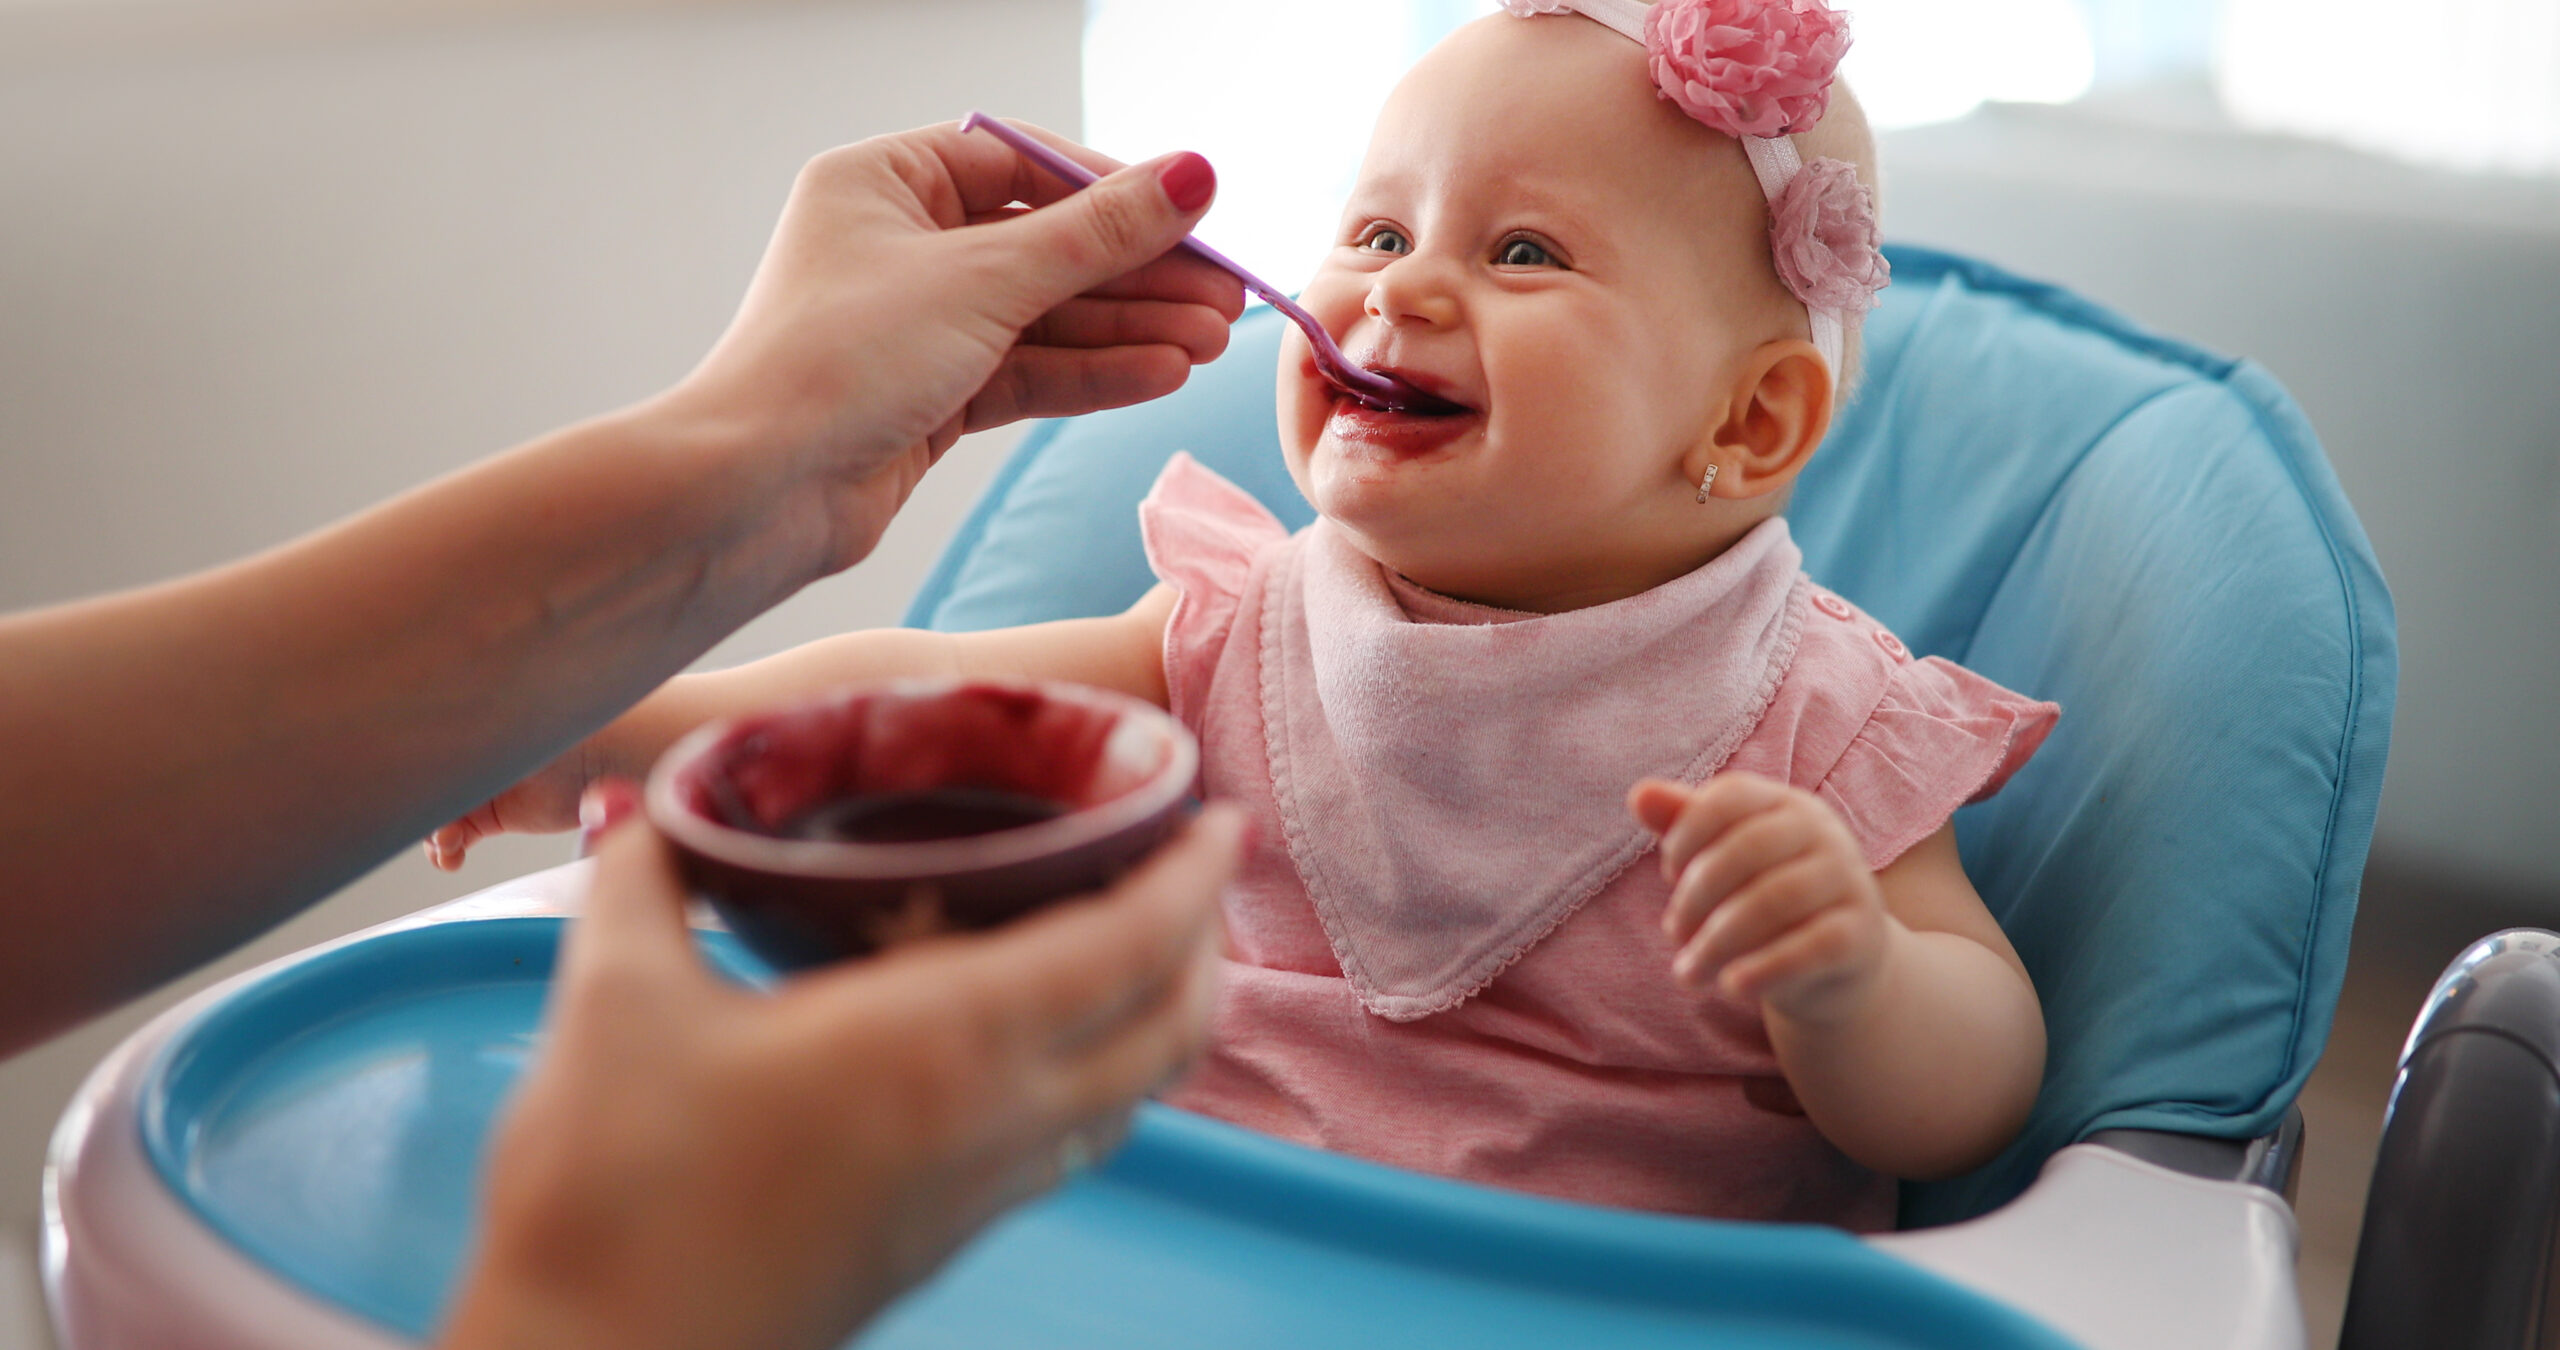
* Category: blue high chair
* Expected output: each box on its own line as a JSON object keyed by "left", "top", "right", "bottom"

{"left": 45, "top": 248, "right": 2411, "bottom": 1349}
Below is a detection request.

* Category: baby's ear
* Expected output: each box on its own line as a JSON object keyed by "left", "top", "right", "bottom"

{"left": 1691, "top": 340, "right": 1834, "bottom": 500}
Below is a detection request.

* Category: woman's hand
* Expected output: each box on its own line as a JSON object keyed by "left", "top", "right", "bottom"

{"left": 1629, "top": 774, "right": 1892, "bottom": 1023}
{"left": 0, "top": 119, "right": 1237, "bottom": 1054}
{"left": 440, "top": 792, "right": 1245, "bottom": 1350}
{"left": 660, "top": 119, "right": 1245, "bottom": 575}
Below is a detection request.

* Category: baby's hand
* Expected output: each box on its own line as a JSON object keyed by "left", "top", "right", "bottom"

{"left": 428, "top": 674, "right": 735, "bottom": 870}
{"left": 1627, "top": 774, "right": 1892, "bottom": 1023}
{"left": 424, "top": 748, "right": 600, "bottom": 872}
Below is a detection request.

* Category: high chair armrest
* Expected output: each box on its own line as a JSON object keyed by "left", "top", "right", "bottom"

{"left": 1869, "top": 1130, "right": 2305, "bottom": 1350}
{"left": 2085, "top": 1106, "right": 2305, "bottom": 1204}
{"left": 2340, "top": 928, "right": 2560, "bottom": 1350}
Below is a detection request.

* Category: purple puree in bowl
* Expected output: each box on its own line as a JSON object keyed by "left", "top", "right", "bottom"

{"left": 652, "top": 680, "right": 1198, "bottom": 970}
{"left": 776, "top": 788, "right": 1069, "bottom": 844}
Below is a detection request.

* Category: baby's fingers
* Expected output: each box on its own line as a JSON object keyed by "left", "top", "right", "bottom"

{"left": 425, "top": 814, "right": 493, "bottom": 872}
{"left": 1635, "top": 773, "right": 1793, "bottom": 881}
{"left": 1673, "top": 854, "right": 1844, "bottom": 987}
{"left": 1661, "top": 806, "right": 1820, "bottom": 944}
{"left": 1719, "top": 907, "right": 1882, "bottom": 1011}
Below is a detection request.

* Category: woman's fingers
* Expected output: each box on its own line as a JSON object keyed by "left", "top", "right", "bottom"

{"left": 1021, "top": 297, "right": 1234, "bottom": 364}
{"left": 1078, "top": 252, "right": 1247, "bottom": 314}
{"left": 1000, "top": 806, "right": 1239, "bottom": 1046}
{"left": 966, "top": 342, "right": 1198, "bottom": 431}
{"left": 911, "top": 117, "right": 1136, "bottom": 220}
{"left": 954, "top": 211, "right": 1241, "bottom": 315}
{"left": 960, "top": 144, "right": 1221, "bottom": 336}
{"left": 555, "top": 805, "right": 713, "bottom": 997}
{"left": 1035, "top": 907, "right": 1226, "bottom": 1125}
{"left": 800, "top": 806, "right": 1238, "bottom": 1059}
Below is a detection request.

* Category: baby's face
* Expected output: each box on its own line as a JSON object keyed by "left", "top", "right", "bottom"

{"left": 1278, "top": 13, "right": 1805, "bottom": 612}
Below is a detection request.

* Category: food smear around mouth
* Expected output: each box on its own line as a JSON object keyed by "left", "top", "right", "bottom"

{"left": 777, "top": 787, "right": 1069, "bottom": 844}
{"left": 1338, "top": 370, "right": 1469, "bottom": 417}
{"left": 1326, "top": 393, "right": 1482, "bottom": 460}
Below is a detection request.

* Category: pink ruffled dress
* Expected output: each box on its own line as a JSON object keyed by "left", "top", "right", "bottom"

{"left": 1141, "top": 455, "right": 2058, "bottom": 1230}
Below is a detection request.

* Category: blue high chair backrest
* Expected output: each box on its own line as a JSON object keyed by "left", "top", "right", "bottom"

{"left": 907, "top": 246, "right": 2397, "bottom": 1225}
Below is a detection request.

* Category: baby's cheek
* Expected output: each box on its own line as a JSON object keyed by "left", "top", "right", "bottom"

{"left": 1272, "top": 340, "right": 1326, "bottom": 462}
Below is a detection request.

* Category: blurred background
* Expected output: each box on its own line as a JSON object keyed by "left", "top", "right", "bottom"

{"left": 0, "top": 0, "right": 2553, "bottom": 1345}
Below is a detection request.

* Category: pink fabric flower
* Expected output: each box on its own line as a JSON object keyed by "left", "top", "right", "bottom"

{"left": 1768, "top": 156, "right": 1887, "bottom": 314}
{"left": 1644, "top": 0, "right": 1851, "bottom": 139}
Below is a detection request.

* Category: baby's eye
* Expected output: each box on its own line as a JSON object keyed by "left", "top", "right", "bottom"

{"left": 1495, "top": 236, "right": 1556, "bottom": 268}
{"left": 1359, "top": 225, "right": 1413, "bottom": 256}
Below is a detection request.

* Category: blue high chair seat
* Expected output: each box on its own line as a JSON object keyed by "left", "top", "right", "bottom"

{"left": 910, "top": 245, "right": 2397, "bottom": 1226}
{"left": 47, "top": 246, "right": 2392, "bottom": 1350}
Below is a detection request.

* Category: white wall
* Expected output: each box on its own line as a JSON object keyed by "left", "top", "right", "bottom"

{"left": 1881, "top": 100, "right": 2560, "bottom": 900}
{"left": 0, "top": 0, "right": 1081, "bottom": 1334}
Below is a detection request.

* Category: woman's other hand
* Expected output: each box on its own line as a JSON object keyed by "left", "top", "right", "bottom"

{"left": 440, "top": 793, "right": 1245, "bottom": 1350}
{"left": 661, "top": 119, "right": 1245, "bottom": 576}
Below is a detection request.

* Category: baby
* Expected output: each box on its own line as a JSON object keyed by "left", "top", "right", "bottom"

{"left": 434, "top": 0, "right": 2053, "bottom": 1231}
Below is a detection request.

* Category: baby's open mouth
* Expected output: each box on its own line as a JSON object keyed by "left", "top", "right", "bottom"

{"left": 1332, "top": 367, "right": 1475, "bottom": 419}
{"left": 1324, "top": 369, "right": 1481, "bottom": 458}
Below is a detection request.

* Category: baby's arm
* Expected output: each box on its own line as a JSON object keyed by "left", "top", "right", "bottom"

{"left": 1629, "top": 777, "right": 2045, "bottom": 1180}
{"left": 426, "top": 585, "right": 1177, "bottom": 868}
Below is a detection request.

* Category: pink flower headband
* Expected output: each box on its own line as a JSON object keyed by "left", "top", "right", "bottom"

{"left": 1499, "top": 0, "right": 1888, "bottom": 391}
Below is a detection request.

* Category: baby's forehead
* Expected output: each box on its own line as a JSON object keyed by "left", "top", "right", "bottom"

{"left": 1360, "top": 16, "right": 1766, "bottom": 248}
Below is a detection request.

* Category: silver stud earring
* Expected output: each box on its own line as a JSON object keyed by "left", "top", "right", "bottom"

{"left": 1695, "top": 463, "right": 1720, "bottom": 504}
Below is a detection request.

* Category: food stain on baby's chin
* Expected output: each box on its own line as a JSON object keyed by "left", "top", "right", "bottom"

{"left": 1322, "top": 396, "right": 1480, "bottom": 463}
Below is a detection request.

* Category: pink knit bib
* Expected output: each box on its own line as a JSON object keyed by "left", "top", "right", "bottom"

{"left": 1139, "top": 453, "right": 2059, "bottom": 1225}
{"left": 1266, "top": 506, "right": 1808, "bottom": 1020}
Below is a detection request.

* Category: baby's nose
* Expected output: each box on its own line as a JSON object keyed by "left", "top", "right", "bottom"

{"left": 1362, "top": 258, "right": 1459, "bottom": 328}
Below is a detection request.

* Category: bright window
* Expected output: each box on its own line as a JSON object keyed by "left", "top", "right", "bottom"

{"left": 1081, "top": 0, "right": 2559, "bottom": 291}
{"left": 2220, "top": 0, "right": 2560, "bottom": 176}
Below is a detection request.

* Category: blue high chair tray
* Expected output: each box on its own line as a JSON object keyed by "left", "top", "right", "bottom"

{"left": 136, "top": 917, "right": 2075, "bottom": 1348}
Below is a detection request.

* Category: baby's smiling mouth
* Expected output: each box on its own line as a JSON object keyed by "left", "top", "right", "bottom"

{"left": 1322, "top": 363, "right": 1482, "bottom": 456}
{"left": 1325, "top": 361, "right": 1477, "bottom": 420}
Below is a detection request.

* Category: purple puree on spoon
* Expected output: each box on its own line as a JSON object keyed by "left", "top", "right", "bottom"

{"left": 962, "top": 112, "right": 1466, "bottom": 418}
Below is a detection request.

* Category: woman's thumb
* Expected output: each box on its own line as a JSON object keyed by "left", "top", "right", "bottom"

{"left": 984, "top": 151, "right": 1216, "bottom": 318}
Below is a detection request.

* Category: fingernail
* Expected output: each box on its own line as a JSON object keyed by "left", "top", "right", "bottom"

{"left": 1158, "top": 152, "right": 1215, "bottom": 213}
{"left": 579, "top": 779, "right": 641, "bottom": 835}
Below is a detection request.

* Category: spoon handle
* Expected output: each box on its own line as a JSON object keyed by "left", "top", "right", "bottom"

{"left": 959, "top": 112, "right": 1389, "bottom": 398}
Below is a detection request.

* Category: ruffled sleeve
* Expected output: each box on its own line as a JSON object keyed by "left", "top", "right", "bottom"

{"left": 1814, "top": 656, "right": 2059, "bottom": 871}
{"left": 1139, "top": 452, "right": 1291, "bottom": 727}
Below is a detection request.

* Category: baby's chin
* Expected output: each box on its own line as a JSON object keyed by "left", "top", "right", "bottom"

{"left": 1302, "top": 450, "right": 1523, "bottom": 584}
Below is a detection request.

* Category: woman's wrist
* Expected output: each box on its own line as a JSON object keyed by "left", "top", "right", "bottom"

{"left": 610, "top": 384, "right": 853, "bottom": 598}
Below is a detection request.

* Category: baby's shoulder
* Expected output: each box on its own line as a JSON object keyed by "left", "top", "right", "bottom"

{"left": 1778, "top": 579, "right": 1918, "bottom": 719}
{"left": 1139, "top": 452, "right": 1293, "bottom": 603}
{"left": 1732, "top": 577, "right": 2060, "bottom": 868}
{"left": 1720, "top": 580, "right": 1910, "bottom": 786}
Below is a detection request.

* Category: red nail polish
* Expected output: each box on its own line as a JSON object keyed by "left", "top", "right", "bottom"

{"left": 1158, "top": 152, "right": 1215, "bottom": 213}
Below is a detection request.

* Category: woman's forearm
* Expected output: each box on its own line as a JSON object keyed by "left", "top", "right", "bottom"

{"left": 0, "top": 397, "right": 823, "bottom": 1051}
{"left": 1766, "top": 924, "right": 2046, "bottom": 1180}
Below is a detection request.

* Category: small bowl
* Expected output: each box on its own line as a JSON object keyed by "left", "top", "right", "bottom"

{"left": 646, "top": 677, "right": 1199, "bottom": 971}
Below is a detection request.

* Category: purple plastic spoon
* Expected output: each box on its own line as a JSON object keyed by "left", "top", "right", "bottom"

{"left": 962, "top": 112, "right": 1464, "bottom": 417}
